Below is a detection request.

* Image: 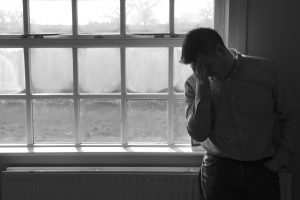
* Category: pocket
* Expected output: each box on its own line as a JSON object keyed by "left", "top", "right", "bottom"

{"left": 202, "top": 154, "right": 218, "bottom": 167}
{"left": 200, "top": 155, "right": 219, "bottom": 188}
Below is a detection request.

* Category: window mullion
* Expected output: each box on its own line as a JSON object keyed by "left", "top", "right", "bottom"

{"left": 120, "top": 0, "right": 126, "bottom": 36}
{"left": 168, "top": 47, "right": 174, "bottom": 145}
{"left": 24, "top": 47, "right": 33, "bottom": 146}
{"left": 169, "top": 0, "right": 175, "bottom": 34}
{"left": 73, "top": 48, "right": 80, "bottom": 145}
{"left": 72, "top": 0, "right": 78, "bottom": 36}
{"left": 174, "top": 93, "right": 185, "bottom": 99}
{"left": 22, "top": 0, "right": 30, "bottom": 34}
{"left": 126, "top": 94, "right": 169, "bottom": 99}
{"left": 121, "top": 47, "right": 127, "bottom": 145}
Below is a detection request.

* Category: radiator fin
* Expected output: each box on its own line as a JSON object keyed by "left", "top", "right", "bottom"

{"left": 1, "top": 172, "right": 200, "bottom": 200}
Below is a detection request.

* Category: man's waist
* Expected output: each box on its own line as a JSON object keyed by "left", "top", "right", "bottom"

{"left": 204, "top": 154, "right": 272, "bottom": 164}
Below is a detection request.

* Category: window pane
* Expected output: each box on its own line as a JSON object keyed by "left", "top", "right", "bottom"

{"left": 31, "top": 48, "right": 73, "bottom": 93}
{"left": 126, "top": 0, "right": 169, "bottom": 33}
{"left": 33, "top": 99, "right": 74, "bottom": 143}
{"left": 30, "top": 0, "right": 72, "bottom": 34}
{"left": 175, "top": 0, "right": 214, "bottom": 33}
{"left": 173, "top": 47, "right": 192, "bottom": 93}
{"left": 174, "top": 99, "right": 190, "bottom": 144}
{"left": 78, "top": 0, "right": 120, "bottom": 35}
{"left": 80, "top": 99, "right": 121, "bottom": 143}
{"left": 126, "top": 48, "right": 168, "bottom": 93}
{"left": 0, "top": 0, "right": 23, "bottom": 34}
{"left": 78, "top": 48, "right": 120, "bottom": 93}
{"left": 0, "top": 48, "right": 25, "bottom": 94}
{"left": 0, "top": 99, "right": 26, "bottom": 144}
{"left": 127, "top": 100, "right": 167, "bottom": 143}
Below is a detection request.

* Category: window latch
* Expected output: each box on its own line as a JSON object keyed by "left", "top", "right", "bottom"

{"left": 132, "top": 33, "right": 179, "bottom": 38}
{"left": 19, "top": 34, "right": 61, "bottom": 39}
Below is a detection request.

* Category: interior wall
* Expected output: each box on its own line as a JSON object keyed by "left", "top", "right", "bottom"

{"left": 246, "top": 1, "right": 300, "bottom": 200}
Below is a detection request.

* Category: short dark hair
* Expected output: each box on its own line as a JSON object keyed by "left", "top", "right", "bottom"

{"left": 180, "top": 27, "right": 225, "bottom": 64}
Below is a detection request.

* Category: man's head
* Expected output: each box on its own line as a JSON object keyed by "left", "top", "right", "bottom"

{"left": 180, "top": 27, "right": 235, "bottom": 78}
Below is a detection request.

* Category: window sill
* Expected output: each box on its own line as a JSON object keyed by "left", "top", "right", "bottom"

{"left": 0, "top": 146, "right": 205, "bottom": 169}
{"left": 0, "top": 145, "right": 205, "bottom": 154}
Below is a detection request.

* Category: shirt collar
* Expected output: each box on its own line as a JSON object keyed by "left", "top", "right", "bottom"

{"left": 222, "top": 48, "right": 241, "bottom": 81}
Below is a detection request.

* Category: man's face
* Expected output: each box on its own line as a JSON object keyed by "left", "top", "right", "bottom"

{"left": 195, "top": 54, "right": 218, "bottom": 77}
{"left": 194, "top": 49, "right": 229, "bottom": 78}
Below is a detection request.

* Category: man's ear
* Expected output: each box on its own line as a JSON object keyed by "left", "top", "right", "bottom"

{"left": 215, "top": 43, "right": 225, "bottom": 55}
{"left": 216, "top": 43, "right": 224, "bottom": 52}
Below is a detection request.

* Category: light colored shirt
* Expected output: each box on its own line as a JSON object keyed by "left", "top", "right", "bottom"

{"left": 185, "top": 49, "right": 300, "bottom": 167}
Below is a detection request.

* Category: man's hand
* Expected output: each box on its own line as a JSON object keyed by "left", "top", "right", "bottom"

{"left": 264, "top": 158, "right": 283, "bottom": 173}
{"left": 193, "top": 62, "right": 211, "bottom": 98}
{"left": 193, "top": 62, "right": 208, "bottom": 84}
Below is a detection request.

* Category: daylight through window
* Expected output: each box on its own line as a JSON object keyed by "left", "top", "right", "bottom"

{"left": 0, "top": 0, "right": 214, "bottom": 146}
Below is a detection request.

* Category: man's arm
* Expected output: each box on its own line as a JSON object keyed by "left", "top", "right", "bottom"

{"left": 185, "top": 65, "right": 212, "bottom": 142}
{"left": 265, "top": 62, "right": 300, "bottom": 171}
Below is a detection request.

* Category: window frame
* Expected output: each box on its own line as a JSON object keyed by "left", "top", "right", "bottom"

{"left": 0, "top": 0, "right": 247, "bottom": 157}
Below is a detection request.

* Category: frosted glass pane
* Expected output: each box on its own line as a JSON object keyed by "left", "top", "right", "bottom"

{"left": 0, "top": 48, "right": 25, "bottom": 94}
{"left": 175, "top": 0, "right": 214, "bottom": 33}
{"left": 126, "top": 0, "right": 169, "bottom": 33}
{"left": 30, "top": 0, "right": 72, "bottom": 34}
{"left": 126, "top": 48, "right": 168, "bottom": 93}
{"left": 31, "top": 48, "right": 73, "bottom": 93}
{"left": 173, "top": 47, "right": 193, "bottom": 93}
{"left": 78, "top": 0, "right": 120, "bottom": 34}
{"left": 80, "top": 99, "right": 121, "bottom": 143}
{"left": 33, "top": 99, "right": 74, "bottom": 143}
{"left": 127, "top": 100, "right": 167, "bottom": 143}
{"left": 78, "top": 48, "right": 120, "bottom": 93}
{"left": 174, "top": 99, "right": 190, "bottom": 144}
{"left": 0, "top": 99, "right": 27, "bottom": 144}
{"left": 0, "top": 0, "right": 23, "bottom": 34}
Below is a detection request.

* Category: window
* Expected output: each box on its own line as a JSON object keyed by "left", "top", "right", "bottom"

{"left": 0, "top": 0, "right": 215, "bottom": 147}
{"left": 30, "top": 0, "right": 73, "bottom": 34}
{"left": 0, "top": 0, "right": 23, "bottom": 34}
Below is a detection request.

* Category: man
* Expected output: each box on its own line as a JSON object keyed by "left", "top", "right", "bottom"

{"left": 181, "top": 27, "right": 299, "bottom": 200}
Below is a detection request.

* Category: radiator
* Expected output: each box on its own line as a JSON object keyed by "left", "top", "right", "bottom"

{"left": 1, "top": 168, "right": 291, "bottom": 200}
{"left": 1, "top": 167, "right": 200, "bottom": 200}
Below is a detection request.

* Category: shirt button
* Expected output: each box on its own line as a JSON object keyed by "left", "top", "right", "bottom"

{"left": 234, "top": 113, "right": 238, "bottom": 117}
{"left": 231, "top": 95, "right": 234, "bottom": 99}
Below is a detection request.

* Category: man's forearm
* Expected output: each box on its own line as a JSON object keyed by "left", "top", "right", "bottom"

{"left": 185, "top": 82, "right": 212, "bottom": 142}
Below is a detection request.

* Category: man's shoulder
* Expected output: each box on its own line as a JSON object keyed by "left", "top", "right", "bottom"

{"left": 241, "top": 54, "right": 275, "bottom": 67}
{"left": 240, "top": 54, "right": 277, "bottom": 74}
{"left": 185, "top": 74, "right": 196, "bottom": 91}
{"left": 185, "top": 74, "right": 195, "bottom": 83}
